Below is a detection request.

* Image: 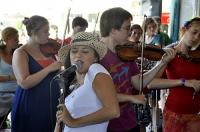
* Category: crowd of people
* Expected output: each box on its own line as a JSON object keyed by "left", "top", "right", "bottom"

{"left": 0, "top": 7, "right": 199, "bottom": 132}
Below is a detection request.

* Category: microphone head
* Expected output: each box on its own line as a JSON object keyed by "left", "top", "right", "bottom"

{"left": 73, "top": 60, "right": 82, "bottom": 70}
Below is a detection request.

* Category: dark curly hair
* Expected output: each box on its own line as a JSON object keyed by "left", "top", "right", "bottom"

{"left": 72, "top": 16, "right": 88, "bottom": 29}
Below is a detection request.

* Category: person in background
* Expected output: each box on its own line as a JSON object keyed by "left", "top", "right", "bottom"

{"left": 0, "top": 27, "right": 19, "bottom": 129}
{"left": 54, "top": 32, "right": 119, "bottom": 132}
{"left": 64, "top": 16, "right": 88, "bottom": 45}
{"left": 143, "top": 17, "right": 161, "bottom": 48}
{"left": 148, "top": 17, "right": 200, "bottom": 132}
{"left": 11, "top": 15, "right": 62, "bottom": 132}
{"left": 152, "top": 16, "right": 171, "bottom": 115}
{"left": 99, "top": 7, "right": 175, "bottom": 132}
{"left": 152, "top": 16, "right": 171, "bottom": 47}
{"left": 142, "top": 17, "right": 163, "bottom": 71}
{"left": 129, "top": 24, "right": 143, "bottom": 43}
{"left": 128, "top": 24, "right": 144, "bottom": 69}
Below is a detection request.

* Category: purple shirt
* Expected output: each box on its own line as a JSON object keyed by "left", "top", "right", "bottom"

{"left": 100, "top": 49, "right": 140, "bottom": 131}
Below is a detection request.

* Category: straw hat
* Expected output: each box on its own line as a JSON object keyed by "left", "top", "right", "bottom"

{"left": 58, "top": 32, "right": 107, "bottom": 62}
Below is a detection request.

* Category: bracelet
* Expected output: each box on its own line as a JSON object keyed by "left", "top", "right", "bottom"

{"left": 180, "top": 78, "right": 185, "bottom": 86}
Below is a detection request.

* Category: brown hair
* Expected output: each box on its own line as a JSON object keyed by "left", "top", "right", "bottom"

{"left": 100, "top": 7, "right": 132, "bottom": 37}
{"left": 130, "top": 24, "right": 143, "bottom": 36}
{"left": 0, "top": 27, "right": 18, "bottom": 48}
{"left": 142, "top": 17, "right": 158, "bottom": 32}
{"left": 22, "top": 15, "right": 49, "bottom": 36}
{"left": 1, "top": 27, "right": 18, "bottom": 41}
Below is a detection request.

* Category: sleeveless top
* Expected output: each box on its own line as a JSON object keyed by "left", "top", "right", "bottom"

{"left": 64, "top": 63, "right": 110, "bottom": 132}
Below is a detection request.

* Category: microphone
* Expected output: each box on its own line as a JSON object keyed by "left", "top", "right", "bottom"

{"left": 55, "top": 61, "right": 82, "bottom": 78}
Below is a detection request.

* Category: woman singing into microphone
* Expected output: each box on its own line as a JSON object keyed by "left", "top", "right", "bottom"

{"left": 54, "top": 32, "right": 119, "bottom": 132}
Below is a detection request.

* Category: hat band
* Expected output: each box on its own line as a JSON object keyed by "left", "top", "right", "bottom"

{"left": 72, "top": 39, "right": 89, "bottom": 43}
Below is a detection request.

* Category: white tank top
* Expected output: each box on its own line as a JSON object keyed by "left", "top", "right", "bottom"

{"left": 64, "top": 63, "right": 110, "bottom": 132}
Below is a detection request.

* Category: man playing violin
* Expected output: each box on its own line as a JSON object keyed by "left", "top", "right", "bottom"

{"left": 148, "top": 17, "right": 200, "bottom": 132}
{"left": 99, "top": 7, "right": 175, "bottom": 132}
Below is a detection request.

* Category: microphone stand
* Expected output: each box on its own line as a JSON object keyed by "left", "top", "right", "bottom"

{"left": 56, "top": 77, "right": 66, "bottom": 132}
{"left": 150, "top": 89, "right": 159, "bottom": 132}
{"left": 56, "top": 69, "right": 75, "bottom": 132}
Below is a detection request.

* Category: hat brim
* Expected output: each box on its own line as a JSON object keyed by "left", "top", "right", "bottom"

{"left": 58, "top": 45, "right": 71, "bottom": 62}
{"left": 58, "top": 41, "right": 107, "bottom": 62}
{"left": 72, "top": 41, "right": 107, "bottom": 60}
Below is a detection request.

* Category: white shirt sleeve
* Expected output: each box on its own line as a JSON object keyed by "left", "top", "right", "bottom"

{"left": 87, "top": 63, "right": 111, "bottom": 82}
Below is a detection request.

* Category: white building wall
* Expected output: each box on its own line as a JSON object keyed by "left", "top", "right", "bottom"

{"left": 180, "top": 0, "right": 199, "bottom": 28}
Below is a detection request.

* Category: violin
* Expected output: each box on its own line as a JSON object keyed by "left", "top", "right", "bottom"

{"left": 115, "top": 41, "right": 200, "bottom": 62}
{"left": 178, "top": 46, "right": 200, "bottom": 62}
{"left": 115, "top": 42, "right": 165, "bottom": 61}
{"left": 40, "top": 38, "right": 61, "bottom": 57}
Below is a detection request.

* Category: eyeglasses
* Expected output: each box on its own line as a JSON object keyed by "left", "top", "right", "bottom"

{"left": 120, "top": 26, "right": 131, "bottom": 32}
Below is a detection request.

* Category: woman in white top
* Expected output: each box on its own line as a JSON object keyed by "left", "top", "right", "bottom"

{"left": 55, "top": 32, "right": 120, "bottom": 132}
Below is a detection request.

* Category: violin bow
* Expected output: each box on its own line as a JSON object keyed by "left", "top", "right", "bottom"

{"left": 139, "top": 15, "right": 147, "bottom": 94}
{"left": 61, "top": 7, "right": 71, "bottom": 47}
{"left": 93, "top": 12, "right": 100, "bottom": 35}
